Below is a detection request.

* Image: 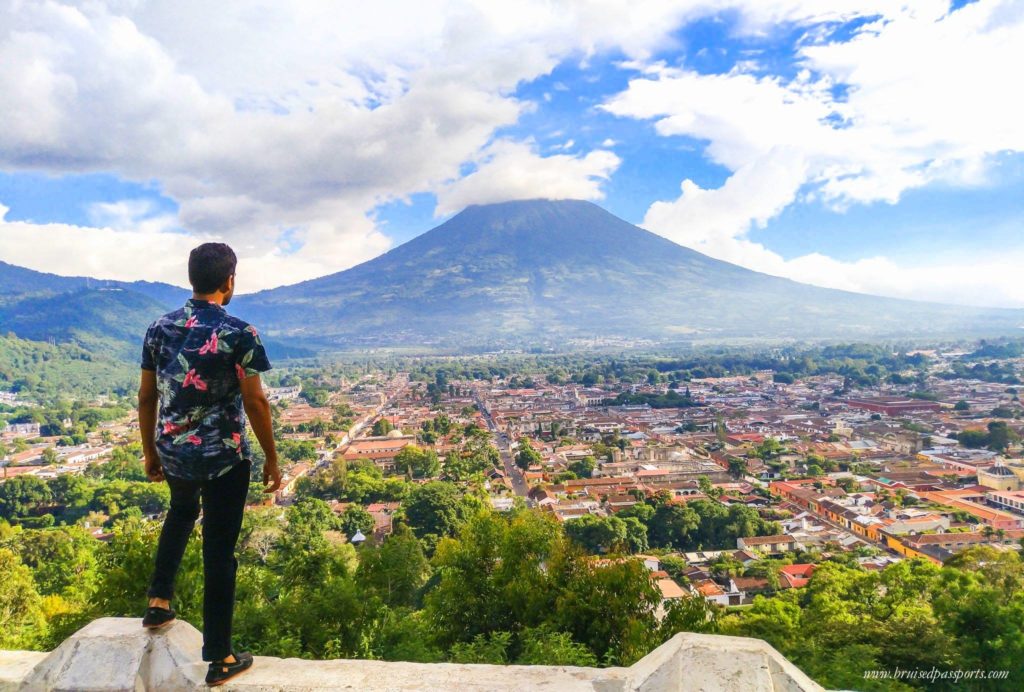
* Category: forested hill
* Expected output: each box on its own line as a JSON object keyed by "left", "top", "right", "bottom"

{"left": 0, "top": 333, "right": 137, "bottom": 401}
{"left": 0, "top": 263, "right": 309, "bottom": 366}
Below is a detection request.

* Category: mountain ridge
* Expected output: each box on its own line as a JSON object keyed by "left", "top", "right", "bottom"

{"left": 234, "top": 199, "right": 1023, "bottom": 347}
{"left": 1, "top": 199, "right": 1021, "bottom": 353}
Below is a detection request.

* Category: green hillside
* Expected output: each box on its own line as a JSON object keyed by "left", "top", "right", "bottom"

{"left": 0, "top": 287, "right": 166, "bottom": 360}
{"left": 0, "top": 333, "right": 137, "bottom": 402}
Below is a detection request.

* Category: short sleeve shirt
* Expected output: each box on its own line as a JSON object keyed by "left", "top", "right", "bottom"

{"left": 141, "top": 298, "right": 272, "bottom": 480}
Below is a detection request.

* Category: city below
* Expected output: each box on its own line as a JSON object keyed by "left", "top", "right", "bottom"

{"left": 3, "top": 341, "right": 1024, "bottom": 689}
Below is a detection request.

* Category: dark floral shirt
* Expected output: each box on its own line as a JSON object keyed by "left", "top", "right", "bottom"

{"left": 141, "top": 298, "right": 271, "bottom": 480}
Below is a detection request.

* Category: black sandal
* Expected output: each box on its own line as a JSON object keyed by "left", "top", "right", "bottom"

{"left": 206, "top": 651, "right": 254, "bottom": 687}
{"left": 142, "top": 606, "right": 176, "bottom": 629}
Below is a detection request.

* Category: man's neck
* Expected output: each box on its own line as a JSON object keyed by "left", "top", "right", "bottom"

{"left": 191, "top": 293, "right": 226, "bottom": 306}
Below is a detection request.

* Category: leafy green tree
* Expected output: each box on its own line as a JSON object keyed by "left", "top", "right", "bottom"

{"left": 515, "top": 438, "right": 542, "bottom": 471}
{"left": 550, "top": 555, "right": 661, "bottom": 665}
{"left": 92, "top": 515, "right": 204, "bottom": 627}
{"left": 621, "top": 516, "right": 649, "bottom": 554}
{"left": 357, "top": 525, "right": 429, "bottom": 608}
{"left": 659, "top": 595, "right": 719, "bottom": 639}
{"left": 0, "top": 548, "right": 46, "bottom": 649}
{"left": 564, "top": 514, "right": 627, "bottom": 554}
{"left": 404, "top": 482, "right": 467, "bottom": 541}
{"left": 370, "top": 607, "right": 444, "bottom": 662}
{"left": 85, "top": 445, "right": 146, "bottom": 481}
{"left": 0, "top": 476, "right": 52, "bottom": 520}
{"left": 957, "top": 429, "right": 990, "bottom": 449}
{"left": 450, "top": 631, "right": 512, "bottom": 663}
{"left": 444, "top": 436, "right": 499, "bottom": 481}
{"left": 372, "top": 419, "right": 395, "bottom": 437}
{"left": 568, "top": 456, "right": 596, "bottom": 479}
{"left": 395, "top": 445, "right": 440, "bottom": 479}
{"left": 987, "top": 421, "right": 1015, "bottom": 452}
{"left": 727, "top": 457, "right": 748, "bottom": 479}
{"left": 426, "top": 510, "right": 564, "bottom": 648}
{"left": 339, "top": 504, "right": 375, "bottom": 539}
{"left": 516, "top": 626, "right": 598, "bottom": 666}
{"left": 278, "top": 439, "right": 318, "bottom": 462}
{"left": 9, "top": 525, "right": 99, "bottom": 600}
{"left": 648, "top": 502, "right": 700, "bottom": 550}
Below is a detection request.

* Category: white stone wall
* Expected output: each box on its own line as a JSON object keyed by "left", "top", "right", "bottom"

{"left": 1, "top": 618, "right": 824, "bottom": 691}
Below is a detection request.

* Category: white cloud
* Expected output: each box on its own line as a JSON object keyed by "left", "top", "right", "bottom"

{"left": 603, "top": 0, "right": 1024, "bottom": 306}
{"left": 2, "top": 0, "right": 1022, "bottom": 304}
{"left": 0, "top": 0, "right": 698, "bottom": 289}
{"left": 86, "top": 199, "right": 177, "bottom": 236}
{"left": 435, "top": 140, "right": 620, "bottom": 216}
{"left": 0, "top": 203, "right": 197, "bottom": 287}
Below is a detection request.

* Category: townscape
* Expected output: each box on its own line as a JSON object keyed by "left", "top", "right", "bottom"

{"left": 4, "top": 341, "right": 1024, "bottom": 689}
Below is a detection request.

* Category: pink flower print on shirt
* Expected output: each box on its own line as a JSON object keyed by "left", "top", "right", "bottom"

{"left": 163, "top": 421, "right": 187, "bottom": 435}
{"left": 199, "top": 332, "right": 219, "bottom": 355}
{"left": 182, "top": 369, "right": 208, "bottom": 391}
{"left": 184, "top": 315, "right": 198, "bottom": 328}
{"left": 186, "top": 434, "right": 203, "bottom": 445}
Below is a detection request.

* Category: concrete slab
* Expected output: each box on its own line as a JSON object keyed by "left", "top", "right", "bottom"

{"left": 5, "top": 618, "right": 824, "bottom": 691}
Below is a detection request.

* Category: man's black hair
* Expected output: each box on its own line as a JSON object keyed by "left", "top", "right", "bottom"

{"left": 188, "top": 243, "right": 237, "bottom": 294}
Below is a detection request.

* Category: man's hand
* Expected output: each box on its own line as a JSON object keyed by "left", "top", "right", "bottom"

{"left": 263, "top": 460, "right": 282, "bottom": 493}
{"left": 145, "top": 450, "right": 164, "bottom": 482}
{"left": 241, "top": 374, "right": 281, "bottom": 494}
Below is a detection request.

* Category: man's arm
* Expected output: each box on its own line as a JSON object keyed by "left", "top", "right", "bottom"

{"left": 241, "top": 374, "right": 281, "bottom": 493}
{"left": 138, "top": 369, "right": 163, "bottom": 482}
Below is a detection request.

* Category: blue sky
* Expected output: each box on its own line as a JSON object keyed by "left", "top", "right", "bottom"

{"left": 0, "top": 1, "right": 1021, "bottom": 306}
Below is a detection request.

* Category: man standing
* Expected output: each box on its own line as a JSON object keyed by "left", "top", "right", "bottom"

{"left": 138, "top": 243, "right": 281, "bottom": 686}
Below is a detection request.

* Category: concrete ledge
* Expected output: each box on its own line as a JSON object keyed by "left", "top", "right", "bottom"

{"left": 0, "top": 651, "right": 46, "bottom": 692}
{"left": 2, "top": 618, "right": 823, "bottom": 691}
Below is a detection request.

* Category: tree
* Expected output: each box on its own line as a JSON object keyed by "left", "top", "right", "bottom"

{"left": 647, "top": 502, "right": 700, "bottom": 550}
{"left": 395, "top": 445, "right": 440, "bottom": 479}
{"left": 987, "top": 421, "right": 1014, "bottom": 452}
{"left": 404, "top": 482, "right": 466, "bottom": 541}
{"left": 449, "top": 632, "right": 512, "bottom": 663}
{"left": 0, "top": 548, "right": 46, "bottom": 649}
{"left": 568, "top": 456, "right": 596, "bottom": 479}
{"left": 372, "top": 419, "right": 395, "bottom": 437}
{"left": 426, "top": 509, "right": 563, "bottom": 647}
{"left": 953, "top": 400, "right": 970, "bottom": 411}
{"left": 339, "top": 504, "right": 375, "bottom": 539}
{"left": 659, "top": 595, "right": 719, "bottom": 639}
{"left": 550, "top": 555, "right": 662, "bottom": 665}
{"left": 564, "top": 514, "right": 627, "bottom": 554}
{"left": 957, "top": 429, "right": 989, "bottom": 449}
{"left": 0, "top": 476, "right": 52, "bottom": 520}
{"left": 41, "top": 447, "right": 58, "bottom": 465}
{"left": 517, "top": 627, "right": 597, "bottom": 666}
{"left": 727, "top": 457, "right": 748, "bottom": 479}
{"left": 515, "top": 438, "right": 542, "bottom": 471}
{"left": 357, "top": 525, "right": 429, "bottom": 607}
{"left": 753, "top": 438, "right": 784, "bottom": 460}
{"left": 279, "top": 439, "right": 318, "bottom": 462}
{"left": 621, "top": 516, "right": 649, "bottom": 553}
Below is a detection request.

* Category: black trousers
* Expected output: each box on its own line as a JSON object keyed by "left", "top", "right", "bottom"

{"left": 148, "top": 458, "right": 251, "bottom": 661}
